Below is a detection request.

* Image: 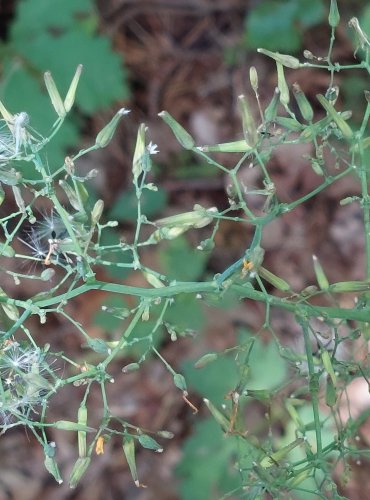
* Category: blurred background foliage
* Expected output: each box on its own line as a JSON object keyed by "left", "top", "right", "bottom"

{"left": 0, "top": 0, "right": 370, "bottom": 499}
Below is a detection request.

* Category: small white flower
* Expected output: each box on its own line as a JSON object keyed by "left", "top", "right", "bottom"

{"left": 147, "top": 141, "right": 159, "bottom": 155}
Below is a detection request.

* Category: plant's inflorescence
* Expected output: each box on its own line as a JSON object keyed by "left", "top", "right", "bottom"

{"left": 0, "top": 2, "right": 370, "bottom": 495}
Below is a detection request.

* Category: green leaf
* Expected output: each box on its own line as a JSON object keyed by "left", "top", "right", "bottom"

{"left": 176, "top": 418, "right": 245, "bottom": 500}
{"left": 182, "top": 356, "right": 238, "bottom": 405}
{"left": 238, "top": 330, "right": 287, "bottom": 390}
{"left": 159, "top": 236, "right": 208, "bottom": 281}
{"left": 109, "top": 187, "right": 168, "bottom": 222}
{"left": 246, "top": 0, "right": 324, "bottom": 52}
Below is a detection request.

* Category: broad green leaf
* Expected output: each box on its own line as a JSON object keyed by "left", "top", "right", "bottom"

{"left": 159, "top": 236, "right": 208, "bottom": 281}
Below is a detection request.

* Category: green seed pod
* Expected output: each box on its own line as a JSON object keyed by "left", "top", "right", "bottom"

{"left": 142, "top": 271, "right": 164, "bottom": 288}
{"left": 54, "top": 420, "right": 94, "bottom": 432}
{"left": 156, "top": 205, "right": 216, "bottom": 229}
{"left": 259, "top": 266, "right": 291, "bottom": 292}
{"left": 275, "top": 116, "right": 303, "bottom": 132}
{"left": 58, "top": 179, "right": 81, "bottom": 212}
{"left": 0, "top": 287, "right": 19, "bottom": 320}
{"left": 198, "top": 140, "right": 253, "bottom": 153}
{"left": 64, "top": 64, "right": 83, "bottom": 113}
{"left": 203, "top": 398, "right": 230, "bottom": 432}
{"left": 321, "top": 350, "right": 336, "bottom": 384}
{"left": 276, "top": 63, "right": 290, "bottom": 106}
{"left": 122, "top": 436, "right": 139, "bottom": 487}
{"left": 156, "top": 430, "right": 174, "bottom": 439}
{"left": 330, "top": 280, "right": 370, "bottom": 293}
{"left": 249, "top": 66, "right": 258, "bottom": 92}
{"left": 325, "top": 375, "right": 337, "bottom": 407}
{"left": 264, "top": 88, "right": 280, "bottom": 122}
{"left": 194, "top": 352, "right": 219, "bottom": 369}
{"left": 122, "top": 363, "right": 140, "bottom": 373}
{"left": 69, "top": 457, "right": 91, "bottom": 488}
{"left": 158, "top": 111, "right": 195, "bottom": 149}
{"left": 260, "top": 438, "right": 304, "bottom": 468}
{"left": 138, "top": 434, "right": 163, "bottom": 452}
{"left": 257, "top": 48, "right": 301, "bottom": 69}
{"left": 95, "top": 108, "right": 130, "bottom": 148}
{"left": 328, "top": 0, "right": 340, "bottom": 28}
{"left": 44, "top": 455, "right": 63, "bottom": 484}
{"left": 238, "top": 94, "right": 257, "bottom": 147}
{"left": 0, "top": 242, "right": 15, "bottom": 257}
{"left": 132, "top": 123, "right": 146, "bottom": 179}
{"left": 312, "top": 255, "right": 330, "bottom": 291}
{"left": 292, "top": 83, "right": 314, "bottom": 122}
{"left": 77, "top": 405, "right": 88, "bottom": 458}
{"left": 91, "top": 199, "right": 104, "bottom": 225}
{"left": 12, "top": 185, "right": 25, "bottom": 213}
{"left": 309, "top": 159, "right": 323, "bottom": 176}
{"left": 316, "top": 94, "right": 353, "bottom": 139}
{"left": 287, "top": 467, "right": 314, "bottom": 488}
{"left": 44, "top": 71, "right": 66, "bottom": 118}
{"left": 173, "top": 373, "right": 187, "bottom": 392}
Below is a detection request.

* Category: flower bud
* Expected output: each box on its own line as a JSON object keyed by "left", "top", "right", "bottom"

{"left": 95, "top": 108, "right": 130, "bottom": 148}
{"left": 292, "top": 83, "right": 313, "bottom": 122}
{"left": 328, "top": 0, "right": 340, "bottom": 28}
{"left": 194, "top": 352, "right": 218, "bottom": 369}
{"left": 276, "top": 63, "right": 290, "bottom": 106}
{"left": 249, "top": 66, "right": 258, "bottom": 92}
{"left": 198, "top": 140, "right": 252, "bottom": 153}
{"left": 316, "top": 94, "right": 353, "bottom": 139}
{"left": 238, "top": 94, "right": 257, "bottom": 147}
{"left": 158, "top": 111, "right": 195, "bottom": 149}
{"left": 77, "top": 405, "right": 88, "bottom": 458}
{"left": 122, "top": 363, "right": 140, "bottom": 373}
{"left": 257, "top": 48, "right": 300, "bottom": 69}
{"left": 312, "top": 255, "right": 329, "bottom": 291}
{"left": 91, "top": 199, "right": 104, "bottom": 225}
{"left": 44, "top": 71, "right": 66, "bottom": 118}
{"left": 64, "top": 64, "right": 83, "bottom": 112}
{"left": 132, "top": 123, "right": 146, "bottom": 179}
{"left": 264, "top": 88, "right": 280, "bottom": 122}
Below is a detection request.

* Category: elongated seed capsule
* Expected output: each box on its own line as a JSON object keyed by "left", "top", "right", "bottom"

{"left": 95, "top": 108, "right": 130, "bottom": 148}
{"left": 287, "top": 468, "right": 314, "bottom": 488}
{"left": 264, "top": 88, "right": 280, "bottom": 122}
{"left": 321, "top": 350, "right": 337, "bottom": 384}
{"left": 158, "top": 111, "right": 195, "bottom": 149}
{"left": 59, "top": 179, "right": 81, "bottom": 212}
{"left": 238, "top": 94, "right": 257, "bottom": 147}
{"left": 276, "top": 63, "right": 289, "bottom": 106}
{"left": 77, "top": 405, "right": 88, "bottom": 458}
{"left": 259, "top": 266, "right": 291, "bottom": 291}
{"left": 329, "top": 0, "right": 340, "bottom": 28}
{"left": 69, "top": 457, "right": 91, "bottom": 488}
{"left": 64, "top": 64, "right": 83, "bottom": 112}
{"left": 194, "top": 353, "right": 218, "bottom": 369}
{"left": 325, "top": 376, "right": 337, "bottom": 407}
{"left": 275, "top": 116, "right": 303, "bottom": 132}
{"left": 330, "top": 280, "right": 370, "bottom": 292}
{"left": 54, "top": 420, "right": 94, "bottom": 432}
{"left": 249, "top": 66, "right": 258, "bottom": 92}
{"left": 44, "top": 455, "right": 63, "bottom": 484}
{"left": 312, "top": 255, "right": 329, "bottom": 291}
{"left": 91, "top": 199, "right": 104, "bottom": 225}
{"left": 122, "top": 437, "right": 139, "bottom": 487}
{"left": 132, "top": 123, "right": 146, "bottom": 179}
{"left": 260, "top": 438, "right": 304, "bottom": 467}
{"left": 257, "top": 48, "right": 301, "bottom": 69}
{"left": 292, "top": 83, "right": 314, "bottom": 122}
{"left": 198, "top": 140, "right": 253, "bottom": 153}
{"left": 316, "top": 94, "right": 353, "bottom": 139}
{"left": 44, "top": 71, "right": 66, "bottom": 118}
{"left": 203, "top": 398, "right": 230, "bottom": 432}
